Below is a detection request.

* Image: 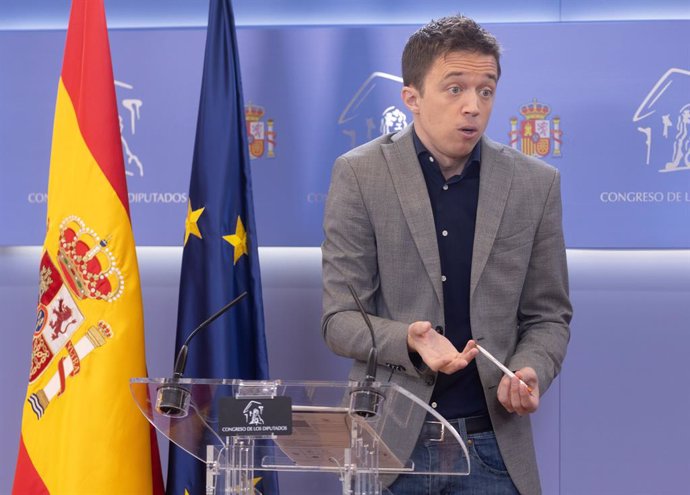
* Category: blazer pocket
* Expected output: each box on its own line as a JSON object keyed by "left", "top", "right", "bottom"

{"left": 491, "top": 227, "right": 534, "bottom": 256}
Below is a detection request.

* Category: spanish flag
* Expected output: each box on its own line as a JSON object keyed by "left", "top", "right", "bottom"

{"left": 12, "top": 1, "right": 163, "bottom": 493}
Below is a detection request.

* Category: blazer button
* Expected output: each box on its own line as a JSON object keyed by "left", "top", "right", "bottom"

{"left": 425, "top": 377, "right": 435, "bottom": 386}
{"left": 435, "top": 325, "right": 444, "bottom": 335}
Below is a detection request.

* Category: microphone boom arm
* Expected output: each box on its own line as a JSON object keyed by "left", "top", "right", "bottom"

{"left": 173, "top": 291, "right": 248, "bottom": 379}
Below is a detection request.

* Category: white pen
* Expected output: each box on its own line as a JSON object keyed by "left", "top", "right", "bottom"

{"left": 475, "top": 344, "right": 534, "bottom": 395}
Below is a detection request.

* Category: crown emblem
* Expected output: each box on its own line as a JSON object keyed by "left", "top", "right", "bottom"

{"left": 244, "top": 102, "right": 276, "bottom": 159}
{"left": 57, "top": 216, "right": 124, "bottom": 302}
{"left": 519, "top": 99, "right": 551, "bottom": 120}
{"left": 509, "top": 98, "right": 562, "bottom": 158}
{"left": 245, "top": 103, "right": 265, "bottom": 122}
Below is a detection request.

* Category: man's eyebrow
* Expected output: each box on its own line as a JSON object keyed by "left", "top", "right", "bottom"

{"left": 441, "top": 71, "right": 498, "bottom": 82}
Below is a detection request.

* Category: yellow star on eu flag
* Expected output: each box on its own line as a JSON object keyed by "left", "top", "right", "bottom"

{"left": 223, "top": 216, "right": 248, "bottom": 264}
{"left": 184, "top": 202, "right": 205, "bottom": 245}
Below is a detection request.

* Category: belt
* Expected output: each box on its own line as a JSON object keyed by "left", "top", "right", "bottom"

{"left": 422, "top": 415, "right": 493, "bottom": 442}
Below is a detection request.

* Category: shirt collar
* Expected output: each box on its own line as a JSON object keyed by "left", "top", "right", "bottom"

{"left": 412, "top": 127, "right": 482, "bottom": 172}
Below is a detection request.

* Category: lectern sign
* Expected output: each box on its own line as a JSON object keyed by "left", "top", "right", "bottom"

{"left": 219, "top": 397, "right": 293, "bottom": 436}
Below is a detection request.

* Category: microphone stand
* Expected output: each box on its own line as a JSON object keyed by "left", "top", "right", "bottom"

{"left": 156, "top": 292, "right": 248, "bottom": 417}
{"left": 347, "top": 284, "right": 384, "bottom": 419}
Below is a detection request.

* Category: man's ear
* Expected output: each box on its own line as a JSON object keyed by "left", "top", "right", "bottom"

{"left": 401, "top": 86, "right": 420, "bottom": 114}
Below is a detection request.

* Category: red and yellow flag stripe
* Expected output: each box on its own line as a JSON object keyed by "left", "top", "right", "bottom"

{"left": 13, "top": 1, "right": 162, "bottom": 493}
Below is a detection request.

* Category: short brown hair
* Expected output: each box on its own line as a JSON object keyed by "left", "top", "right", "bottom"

{"left": 402, "top": 15, "right": 502, "bottom": 92}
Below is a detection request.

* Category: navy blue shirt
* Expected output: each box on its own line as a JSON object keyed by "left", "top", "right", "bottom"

{"left": 413, "top": 130, "right": 488, "bottom": 419}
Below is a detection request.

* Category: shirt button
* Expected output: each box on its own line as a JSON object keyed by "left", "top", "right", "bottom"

{"left": 431, "top": 402, "right": 438, "bottom": 409}
{"left": 441, "top": 275, "right": 447, "bottom": 282}
{"left": 429, "top": 156, "right": 435, "bottom": 163}
{"left": 442, "top": 184, "right": 448, "bottom": 191}
{"left": 442, "top": 230, "right": 448, "bottom": 237}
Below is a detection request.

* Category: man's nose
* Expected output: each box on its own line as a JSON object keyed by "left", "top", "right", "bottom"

{"left": 462, "top": 92, "right": 480, "bottom": 116}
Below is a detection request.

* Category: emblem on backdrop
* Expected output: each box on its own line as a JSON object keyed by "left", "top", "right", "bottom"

{"left": 115, "top": 80, "right": 145, "bottom": 177}
{"left": 245, "top": 103, "right": 276, "bottom": 159}
{"left": 509, "top": 99, "right": 562, "bottom": 158}
{"left": 339, "top": 72, "right": 410, "bottom": 149}
{"left": 632, "top": 68, "right": 690, "bottom": 173}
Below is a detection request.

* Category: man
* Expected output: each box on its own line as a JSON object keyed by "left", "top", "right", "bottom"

{"left": 321, "top": 15, "right": 571, "bottom": 495}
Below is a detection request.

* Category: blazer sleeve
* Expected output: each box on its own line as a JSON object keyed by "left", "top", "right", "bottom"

{"left": 321, "top": 155, "right": 422, "bottom": 377}
{"left": 507, "top": 169, "right": 572, "bottom": 395}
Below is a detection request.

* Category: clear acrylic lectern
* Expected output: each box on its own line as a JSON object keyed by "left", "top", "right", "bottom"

{"left": 131, "top": 379, "right": 469, "bottom": 495}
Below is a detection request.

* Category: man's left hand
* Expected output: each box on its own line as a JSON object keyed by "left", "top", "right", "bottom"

{"left": 497, "top": 367, "right": 540, "bottom": 415}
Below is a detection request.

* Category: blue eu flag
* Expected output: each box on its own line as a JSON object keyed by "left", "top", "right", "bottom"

{"left": 166, "top": 0, "right": 278, "bottom": 493}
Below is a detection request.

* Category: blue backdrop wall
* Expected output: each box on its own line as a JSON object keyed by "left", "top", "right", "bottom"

{"left": 1, "top": 1, "right": 688, "bottom": 494}
{"left": 2, "top": 21, "right": 689, "bottom": 247}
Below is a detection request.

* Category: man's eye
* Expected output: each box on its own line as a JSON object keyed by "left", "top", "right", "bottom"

{"left": 480, "top": 88, "right": 494, "bottom": 98}
{"left": 449, "top": 86, "right": 461, "bottom": 95}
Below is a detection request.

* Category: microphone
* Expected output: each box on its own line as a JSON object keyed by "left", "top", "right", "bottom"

{"left": 156, "top": 291, "right": 248, "bottom": 418}
{"left": 346, "top": 284, "right": 384, "bottom": 419}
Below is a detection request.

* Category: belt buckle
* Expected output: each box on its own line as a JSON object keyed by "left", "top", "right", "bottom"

{"left": 427, "top": 420, "right": 445, "bottom": 442}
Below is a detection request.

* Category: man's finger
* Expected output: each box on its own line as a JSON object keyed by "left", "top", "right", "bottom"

{"left": 497, "top": 375, "right": 514, "bottom": 413}
{"left": 439, "top": 355, "right": 469, "bottom": 374}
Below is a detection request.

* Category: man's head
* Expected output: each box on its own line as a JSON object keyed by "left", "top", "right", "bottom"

{"left": 401, "top": 16, "right": 501, "bottom": 173}
{"left": 402, "top": 15, "right": 502, "bottom": 93}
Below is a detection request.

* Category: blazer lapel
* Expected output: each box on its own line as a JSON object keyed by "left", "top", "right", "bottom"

{"left": 471, "top": 136, "right": 515, "bottom": 298}
{"left": 382, "top": 125, "right": 444, "bottom": 308}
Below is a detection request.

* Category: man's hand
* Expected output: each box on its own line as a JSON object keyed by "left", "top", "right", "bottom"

{"left": 497, "top": 367, "right": 540, "bottom": 415}
{"left": 407, "top": 321, "right": 478, "bottom": 374}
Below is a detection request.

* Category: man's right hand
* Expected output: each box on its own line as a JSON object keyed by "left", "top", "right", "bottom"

{"left": 407, "top": 321, "right": 478, "bottom": 374}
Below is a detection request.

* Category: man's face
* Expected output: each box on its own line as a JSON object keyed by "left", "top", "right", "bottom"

{"left": 402, "top": 50, "right": 498, "bottom": 171}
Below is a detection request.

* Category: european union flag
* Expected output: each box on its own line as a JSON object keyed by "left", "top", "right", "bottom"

{"left": 166, "top": 0, "right": 278, "bottom": 493}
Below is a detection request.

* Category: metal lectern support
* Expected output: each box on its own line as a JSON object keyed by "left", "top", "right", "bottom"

{"left": 341, "top": 419, "right": 382, "bottom": 495}
{"left": 206, "top": 437, "right": 256, "bottom": 495}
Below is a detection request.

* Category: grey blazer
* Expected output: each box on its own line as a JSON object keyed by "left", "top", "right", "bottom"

{"left": 321, "top": 124, "right": 572, "bottom": 495}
